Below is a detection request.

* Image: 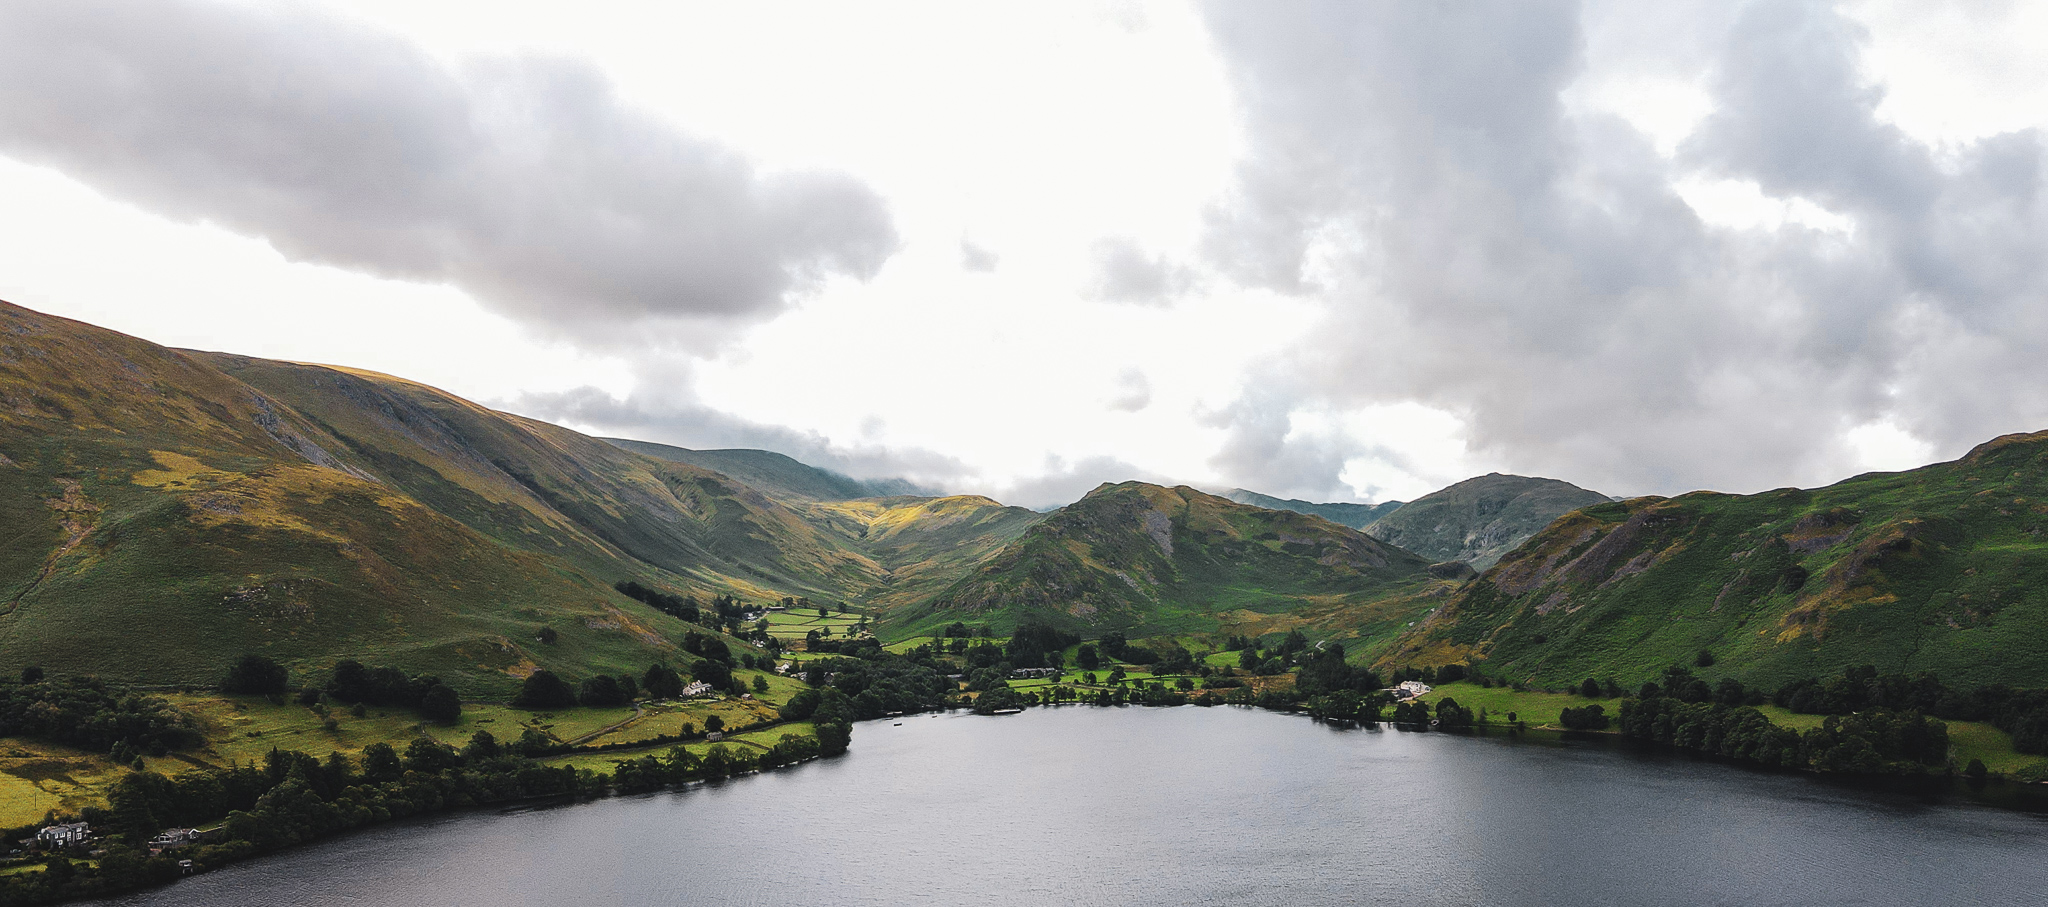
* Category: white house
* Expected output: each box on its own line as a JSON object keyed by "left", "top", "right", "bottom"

{"left": 36, "top": 823, "right": 90, "bottom": 848}
{"left": 1393, "top": 680, "right": 1433, "bottom": 700}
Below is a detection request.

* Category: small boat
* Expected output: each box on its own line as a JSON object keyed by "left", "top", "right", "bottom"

{"left": 892, "top": 721, "right": 902, "bottom": 726}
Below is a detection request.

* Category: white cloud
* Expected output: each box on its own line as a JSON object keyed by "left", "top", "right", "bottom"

{"left": 4, "top": 0, "right": 2047, "bottom": 512}
{"left": 1673, "top": 176, "right": 1858, "bottom": 234}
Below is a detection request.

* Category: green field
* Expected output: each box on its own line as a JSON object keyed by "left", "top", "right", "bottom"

{"left": 763, "top": 609, "right": 868, "bottom": 642}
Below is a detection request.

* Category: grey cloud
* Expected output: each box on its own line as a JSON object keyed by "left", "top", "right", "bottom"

{"left": 514, "top": 382, "right": 969, "bottom": 492}
{"left": 1107, "top": 369, "right": 1151, "bottom": 412}
{"left": 1201, "top": 379, "right": 1394, "bottom": 504}
{"left": 1195, "top": 0, "right": 2048, "bottom": 498}
{"left": 0, "top": 0, "right": 898, "bottom": 345}
{"left": 1088, "top": 236, "right": 1194, "bottom": 305}
{"left": 960, "top": 238, "right": 1000, "bottom": 272}
{"left": 994, "top": 454, "right": 1176, "bottom": 511}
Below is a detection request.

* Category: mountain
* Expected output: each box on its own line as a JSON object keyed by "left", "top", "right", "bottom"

{"left": 606, "top": 438, "right": 932, "bottom": 505}
{"left": 0, "top": 301, "right": 901, "bottom": 693}
{"left": 1382, "top": 432, "right": 2048, "bottom": 688}
{"left": 1223, "top": 488, "right": 1404, "bottom": 530}
{"left": 900, "top": 481, "right": 1452, "bottom": 643}
{"left": 1363, "top": 473, "right": 1610, "bottom": 569}
{"left": 807, "top": 495, "right": 1045, "bottom": 612}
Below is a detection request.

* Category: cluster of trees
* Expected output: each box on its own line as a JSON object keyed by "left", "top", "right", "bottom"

{"left": 1304, "top": 690, "right": 1381, "bottom": 722}
{"left": 1773, "top": 666, "right": 2048, "bottom": 755}
{"left": 321, "top": 660, "right": 462, "bottom": 724}
{"left": 219, "top": 655, "right": 291, "bottom": 696}
{"left": 1619, "top": 685, "right": 1950, "bottom": 774}
{"left": 614, "top": 580, "right": 700, "bottom": 623}
{"left": 796, "top": 649, "right": 953, "bottom": 720}
{"left": 1002, "top": 621, "right": 1079, "bottom": 669}
{"left": 612, "top": 582, "right": 756, "bottom": 637}
{"left": 1384, "top": 696, "right": 1474, "bottom": 729}
{"left": 804, "top": 633, "right": 882, "bottom": 657}
{"left": 1558, "top": 704, "right": 1610, "bottom": 730}
{"left": 608, "top": 737, "right": 821, "bottom": 792}
{"left": 512, "top": 646, "right": 768, "bottom": 712}
{"left": 1234, "top": 630, "right": 1323, "bottom": 676}
{"left": 0, "top": 671, "right": 200, "bottom": 755}
{"left": 1097, "top": 632, "right": 1160, "bottom": 666}
{"left": 1387, "top": 664, "right": 1469, "bottom": 686}
{"left": 1294, "top": 643, "right": 1381, "bottom": 698}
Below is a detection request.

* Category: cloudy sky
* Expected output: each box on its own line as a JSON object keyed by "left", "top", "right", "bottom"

{"left": 3, "top": 0, "right": 2046, "bottom": 508}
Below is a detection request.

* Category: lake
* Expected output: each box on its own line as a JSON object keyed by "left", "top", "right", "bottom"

{"left": 85, "top": 705, "right": 2048, "bottom": 907}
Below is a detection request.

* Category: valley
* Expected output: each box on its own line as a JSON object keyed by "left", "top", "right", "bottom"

{"left": 7, "top": 300, "right": 2048, "bottom": 904}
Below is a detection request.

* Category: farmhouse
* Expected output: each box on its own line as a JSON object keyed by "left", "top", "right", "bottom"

{"left": 1392, "top": 680, "right": 1433, "bottom": 700}
{"left": 36, "top": 823, "right": 90, "bottom": 849}
{"left": 680, "top": 680, "right": 717, "bottom": 698}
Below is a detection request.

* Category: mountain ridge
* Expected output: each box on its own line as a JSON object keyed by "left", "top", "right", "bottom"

{"left": 1380, "top": 433, "right": 2048, "bottom": 688}
{"left": 895, "top": 481, "right": 1454, "bottom": 646}
{"left": 604, "top": 437, "right": 934, "bottom": 505}
{"left": 1222, "top": 488, "right": 1404, "bottom": 529}
{"left": 1362, "top": 472, "right": 1611, "bottom": 570}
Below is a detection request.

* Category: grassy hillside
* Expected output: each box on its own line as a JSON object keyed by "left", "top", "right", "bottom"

{"left": 210, "top": 356, "right": 889, "bottom": 603}
{"left": 606, "top": 438, "right": 931, "bottom": 504}
{"left": 1383, "top": 432, "right": 2048, "bottom": 689}
{"left": 0, "top": 301, "right": 855, "bottom": 694}
{"left": 805, "top": 494, "right": 1043, "bottom": 612}
{"left": 1364, "top": 473, "right": 1610, "bottom": 569}
{"left": 1223, "top": 488, "right": 1403, "bottom": 529}
{"left": 902, "top": 482, "right": 1451, "bottom": 644}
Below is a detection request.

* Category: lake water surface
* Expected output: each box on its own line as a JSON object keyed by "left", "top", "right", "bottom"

{"left": 86, "top": 706, "right": 2048, "bottom": 907}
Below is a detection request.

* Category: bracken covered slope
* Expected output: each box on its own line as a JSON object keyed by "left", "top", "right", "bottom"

{"left": 0, "top": 301, "right": 879, "bottom": 692}
{"left": 908, "top": 482, "right": 1449, "bottom": 642}
{"left": 1383, "top": 433, "right": 2048, "bottom": 688}
{"left": 1364, "top": 473, "right": 1610, "bottom": 569}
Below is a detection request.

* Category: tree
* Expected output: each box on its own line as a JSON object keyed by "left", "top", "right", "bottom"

{"left": 1695, "top": 649, "right": 1716, "bottom": 668}
{"left": 463, "top": 730, "right": 502, "bottom": 761}
{"left": 578, "top": 675, "right": 628, "bottom": 707}
{"left": 19, "top": 666, "right": 43, "bottom": 684}
{"left": 752, "top": 674, "right": 770, "bottom": 694}
{"left": 514, "top": 670, "right": 577, "bottom": 709}
{"left": 536, "top": 626, "right": 558, "bottom": 644}
{"left": 362, "top": 742, "right": 403, "bottom": 782}
{"left": 1580, "top": 678, "right": 1603, "bottom": 698}
{"left": 1076, "top": 644, "right": 1101, "bottom": 671}
{"left": 420, "top": 684, "right": 462, "bottom": 724}
{"left": 705, "top": 715, "right": 725, "bottom": 733}
{"left": 693, "top": 658, "right": 735, "bottom": 692}
{"left": 780, "top": 688, "right": 821, "bottom": 721}
{"left": 403, "top": 737, "right": 463, "bottom": 773}
{"left": 642, "top": 663, "right": 684, "bottom": 700}
{"left": 221, "top": 654, "right": 290, "bottom": 696}
{"left": 1434, "top": 697, "right": 1475, "bottom": 730}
